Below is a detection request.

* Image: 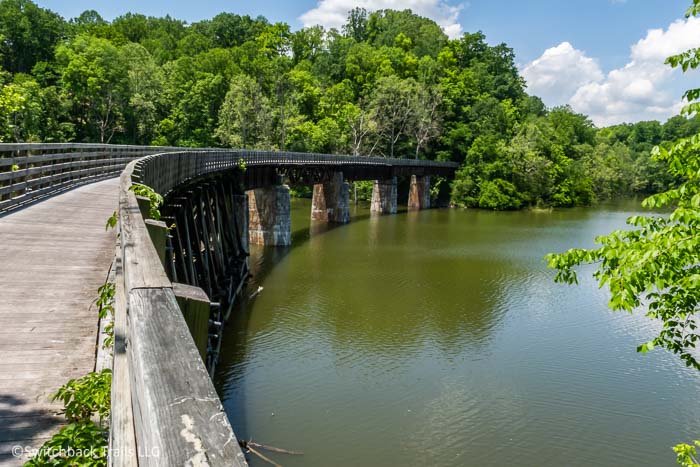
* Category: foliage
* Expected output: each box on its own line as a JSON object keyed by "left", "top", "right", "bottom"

{"left": 216, "top": 74, "right": 271, "bottom": 148}
{"left": 675, "top": 441, "right": 700, "bottom": 467}
{"left": 104, "top": 211, "right": 117, "bottom": 230}
{"left": 289, "top": 185, "right": 312, "bottom": 198}
{"left": 129, "top": 182, "right": 163, "bottom": 220}
{"left": 353, "top": 180, "right": 374, "bottom": 202}
{"left": 96, "top": 282, "right": 115, "bottom": 349}
{"left": 52, "top": 369, "right": 112, "bottom": 422}
{"left": 546, "top": 0, "right": 700, "bottom": 372}
{"left": 24, "top": 422, "right": 108, "bottom": 467}
{"left": 478, "top": 179, "right": 521, "bottom": 210}
{"left": 0, "top": 0, "right": 65, "bottom": 73}
{"left": 0, "top": 1, "right": 691, "bottom": 208}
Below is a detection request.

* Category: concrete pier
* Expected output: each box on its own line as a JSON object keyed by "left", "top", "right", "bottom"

{"left": 311, "top": 172, "right": 350, "bottom": 223}
{"left": 370, "top": 177, "right": 398, "bottom": 214}
{"left": 408, "top": 175, "right": 431, "bottom": 210}
{"left": 248, "top": 185, "right": 291, "bottom": 246}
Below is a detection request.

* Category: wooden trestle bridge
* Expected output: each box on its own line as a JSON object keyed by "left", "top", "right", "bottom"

{"left": 0, "top": 144, "right": 457, "bottom": 466}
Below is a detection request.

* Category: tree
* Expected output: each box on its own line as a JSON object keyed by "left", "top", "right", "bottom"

{"left": 546, "top": 1, "right": 700, "bottom": 462}
{"left": 216, "top": 75, "right": 272, "bottom": 149}
{"left": 341, "top": 101, "right": 377, "bottom": 156}
{"left": 343, "top": 7, "right": 368, "bottom": 43}
{"left": 0, "top": 0, "right": 65, "bottom": 73}
{"left": 56, "top": 35, "right": 128, "bottom": 142}
{"left": 122, "top": 43, "right": 164, "bottom": 144}
{"left": 412, "top": 84, "right": 441, "bottom": 159}
{"left": 370, "top": 75, "right": 416, "bottom": 157}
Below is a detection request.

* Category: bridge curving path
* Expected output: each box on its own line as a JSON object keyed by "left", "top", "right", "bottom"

{"left": 0, "top": 144, "right": 457, "bottom": 466}
{"left": 0, "top": 179, "right": 118, "bottom": 465}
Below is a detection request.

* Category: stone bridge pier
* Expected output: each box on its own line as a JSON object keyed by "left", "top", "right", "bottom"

{"left": 370, "top": 177, "right": 398, "bottom": 214}
{"left": 311, "top": 171, "right": 350, "bottom": 223}
{"left": 248, "top": 184, "right": 292, "bottom": 246}
{"left": 408, "top": 175, "right": 430, "bottom": 210}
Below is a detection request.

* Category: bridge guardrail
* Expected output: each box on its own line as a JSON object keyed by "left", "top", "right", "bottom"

{"left": 115, "top": 158, "right": 248, "bottom": 466}
{"left": 0, "top": 144, "right": 458, "bottom": 465}
{"left": 0, "top": 144, "right": 458, "bottom": 215}
{"left": 0, "top": 144, "right": 183, "bottom": 215}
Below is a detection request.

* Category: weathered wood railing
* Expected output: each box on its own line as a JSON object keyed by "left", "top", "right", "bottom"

{"left": 115, "top": 158, "right": 248, "bottom": 466}
{"left": 1, "top": 144, "right": 458, "bottom": 215}
{"left": 0, "top": 144, "right": 458, "bottom": 465}
{"left": 0, "top": 144, "right": 184, "bottom": 214}
{"left": 116, "top": 149, "right": 457, "bottom": 466}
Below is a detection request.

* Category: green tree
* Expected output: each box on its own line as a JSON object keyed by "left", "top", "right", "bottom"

{"left": 546, "top": 2, "right": 700, "bottom": 462}
{"left": 122, "top": 43, "right": 164, "bottom": 144}
{"left": 0, "top": 0, "right": 65, "bottom": 73}
{"left": 370, "top": 75, "right": 417, "bottom": 157}
{"left": 343, "top": 7, "right": 369, "bottom": 43}
{"left": 216, "top": 74, "right": 272, "bottom": 149}
{"left": 56, "top": 35, "right": 128, "bottom": 142}
{"left": 478, "top": 178, "right": 522, "bottom": 210}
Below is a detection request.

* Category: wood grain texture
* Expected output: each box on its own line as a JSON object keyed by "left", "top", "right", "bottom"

{"left": 127, "top": 288, "right": 246, "bottom": 467}
{"left": 109, "top": 242, "right": 137, "bottom": 467}
{"left": 118, "top": 165, "right": 170, "bottom": 292}
{"left": 0, "top": 179, "right": 118, "bottom": 466}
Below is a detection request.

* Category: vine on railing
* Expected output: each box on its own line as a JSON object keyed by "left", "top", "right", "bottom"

{"left": 97, "top": 282, "right": 115, "bottom": 350}
{"left": 129, "top": 183, "right": 163, "bottom": 220}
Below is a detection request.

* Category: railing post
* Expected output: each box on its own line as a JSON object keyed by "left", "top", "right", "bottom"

{"left": 173, "top": 283, "right": 211, "bottom": 362}
{"left": 144, "top": 219, "right": 168, "bottom": 268}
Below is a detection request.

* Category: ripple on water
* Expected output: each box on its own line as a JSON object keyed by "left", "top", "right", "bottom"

{"left": 214, "top": 200, "right": 700, "bottom": 467}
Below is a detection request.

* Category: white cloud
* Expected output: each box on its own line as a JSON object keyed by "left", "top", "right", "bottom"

{"left": 520, "top": 42, "right": 604, "bottom": 107}
{"left": 521, "top": 16, "right": 700, "bottom": 126}
{"left": 299, "top": 0, "right": 465, "bottom": 39}
{"left": 631, "top": 17, "right": 700, "bottom": 62}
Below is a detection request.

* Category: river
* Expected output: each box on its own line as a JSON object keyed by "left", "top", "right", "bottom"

{"left": 214, "top": 199, "right": 700, "bottom": 467}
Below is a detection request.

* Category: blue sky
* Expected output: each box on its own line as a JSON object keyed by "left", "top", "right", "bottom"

{"left": 36, "top": 0, "right": 699, "bottom": 125}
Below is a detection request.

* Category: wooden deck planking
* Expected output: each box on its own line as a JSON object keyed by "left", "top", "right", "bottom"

{"left": 0, "top": 179, "right": 118, "bottom": 466}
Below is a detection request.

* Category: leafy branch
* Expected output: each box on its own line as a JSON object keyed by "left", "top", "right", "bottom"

{"left": 105, "top": 211, "right": 117, "bottom": 231}
{"left": 97, "top": 282, "right": 115, "bottom": 350}
{"left": 52, "top": 369, "right": 112, "bottom": 422}
{"left": 24, "top": 422, "right": 108, "bottom": 467}
{"left": 129, "top": 183, "right": 163, "bottom": 220}
{"left": 675, "top": 441, "right": 700, "bottom": 467}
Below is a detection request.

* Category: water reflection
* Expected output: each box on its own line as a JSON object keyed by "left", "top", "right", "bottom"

{"left": 215, "top": 199, "right": 700, "bottom": 467}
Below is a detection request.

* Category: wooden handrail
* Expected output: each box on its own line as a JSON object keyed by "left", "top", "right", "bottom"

{"left": 0, "top": 144, "right": 456, "bottom": 215}
{"left": 114, "top": 159, "right": 247, "bottom": 466}
{"left": 0, "top": 144, "right": 458, "bottom": 465}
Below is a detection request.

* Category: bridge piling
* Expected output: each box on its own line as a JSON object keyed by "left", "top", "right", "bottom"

{"left": 370, "top": 177, "right": 398, "bottom": 214}
{"left": 247, "top": 185, "right": 292, "bottom": 246}
{"left": 408, "top": 175, "right": 431, "bottom": 210}
{"left": 311, "top": 171, "right": 350, "bottom": 223}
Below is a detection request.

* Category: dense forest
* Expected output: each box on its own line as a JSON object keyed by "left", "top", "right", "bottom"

{"left": 0, "top": 0, "right": 696, "bottom": 208}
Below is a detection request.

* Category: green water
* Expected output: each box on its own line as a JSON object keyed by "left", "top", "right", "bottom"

{"left": 214, "top": 199, "right": 700, "bottom": 467}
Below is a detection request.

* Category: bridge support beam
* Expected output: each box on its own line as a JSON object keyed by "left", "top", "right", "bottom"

{"left": 370, "top": 177, "right": 398, "bottom": 214}
{"left": 173, "top": 283, "right": 210, "bottom": 363}
{"left": 408, "top": 175, "right": 431, "bottom": 210}
{"left": 247, "top": 185, "right": 291, "bottom": 246}
{"left": 311, "top": 172, "right": 350, "bottom": 223}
